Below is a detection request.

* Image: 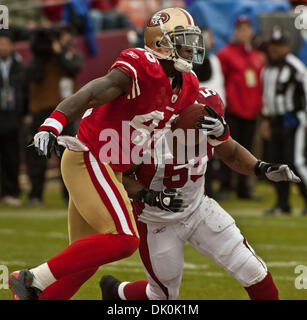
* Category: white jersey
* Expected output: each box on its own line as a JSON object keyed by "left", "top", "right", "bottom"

{"left": 133, "top": 87, "right": 224, "bottom": 223}
{"left": 135, "top": 136, "right": 208, "bottom": 223}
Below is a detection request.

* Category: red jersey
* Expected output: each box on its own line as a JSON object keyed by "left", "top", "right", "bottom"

{"left": 196, "top": 87, "right": 225, "bottom": 117}
{"left": 77, "top": 48, "right": 199, "bottom": 172}
{"left": 217, "top": 43, "right": 264, "bottom": 120}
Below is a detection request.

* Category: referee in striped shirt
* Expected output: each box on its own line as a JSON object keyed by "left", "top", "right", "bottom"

{"left": 261, "top": 25, "right": 307, "bottom": 215}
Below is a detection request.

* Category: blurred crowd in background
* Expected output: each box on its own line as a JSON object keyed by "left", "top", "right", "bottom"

{"left": 1, "top": 0, "right": 307, "bottom": 216}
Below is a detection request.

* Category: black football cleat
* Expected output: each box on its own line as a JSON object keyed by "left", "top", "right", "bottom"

{"left": 99, "top": 275, "right": 121, "bottom": 300}
{"left": 9, "top": 270, "right": 42, "bottom": 300}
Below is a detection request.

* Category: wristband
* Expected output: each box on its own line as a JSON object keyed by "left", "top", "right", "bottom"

{"left": 136, "top": 188, "right": 157, "bottom": 207}
{"left": 136, "top": 188, "right": 150, "bottom": 202}
{"left": 38, "top": 110, "right": 67, "bottom": 136}
{"left": 216, "top": 126, "right": 230, "bottom": 142}
{"left": 254, "top": 160, "right": 270, "bottom": 177}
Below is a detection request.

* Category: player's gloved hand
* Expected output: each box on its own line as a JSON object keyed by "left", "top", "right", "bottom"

{"left": 254, "top": 160, "right": 301, "bottom": 183}
{"left": 196, "top": 105, "right": 230, "bottom": 146}
{"left": 30, "top": 110, "right": 67, "bottom": 158}
{"left": 33, "top": 130, "right": 61, "bottom": 158}
{"left": 136, "top": 188, "right": 186, "bottom": 213}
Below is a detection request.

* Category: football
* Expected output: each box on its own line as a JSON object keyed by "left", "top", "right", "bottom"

{"left": 171, "top": 103, "right": 209, "bottom": 146}
{"left": 166, "top": 103, "right": 209, "bottom": 161}
{"left": 173, "top": 103, "right": 209, "bottom": 131}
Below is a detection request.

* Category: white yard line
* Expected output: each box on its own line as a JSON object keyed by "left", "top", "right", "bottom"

{"left": 0, "top": 211, "right": 67, "bottom": 219}
{"left": 99, "top": 264, "right": 298, "bottom": 282}
{"left": 255, "top": 244, "right": 307, "bottom": 252}
{"left": 1, "top": 207, "right": 306, "bottom": 227}
{"left": 0, "top": 260, "right": 29, "bottom": 267}
{"left": 266, "top": 261, "right": 306, "bottom": 267}
{"left": 0, "top": 228, "right": 67, "bottom": 239}
{"left": 1, "top": 228, "right": 306, "bottom": 267}
{"left": 0, "top": 258, "right": 301, "bottom": 283}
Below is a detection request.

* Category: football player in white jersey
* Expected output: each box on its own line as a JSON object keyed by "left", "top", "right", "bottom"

{"left": 99, "top": 88, "right": 300, "bottom": 300}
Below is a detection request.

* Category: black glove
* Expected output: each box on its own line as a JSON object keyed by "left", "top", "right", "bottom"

{"left": 33, "top": 130, "right": 61, "bottom": 158}
{"left": 254, "top": 160, "right": 301, "bottom": 183}
{"left": 196, "top": 105, "right": 229, "bottom": 146}
{"left": 136, "top": 188, "right": 186, "bottom": 213}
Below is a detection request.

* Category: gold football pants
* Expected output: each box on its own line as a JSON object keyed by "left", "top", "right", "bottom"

{"left": 61, "top": 149, "right": 138, "bottom": 244}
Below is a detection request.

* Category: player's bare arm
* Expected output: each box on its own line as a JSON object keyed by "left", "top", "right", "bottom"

{"left": 32, "top": 68, "right": 131, "bottom": 157}
{"left": 190, "top": 90, "right": 300, "bottom": 184}
{"left": 215, "top": 137, "right": 300, "bottom": 183}
{"left": 123, "top": 165, "right": 186, "bottom": 213}
{"left": 56, "top": 68, "right": 131, "bottom": 121}
{"left": 123, "top": 165, "right": 144, "bottom": 200}
{"left": 215, "top": 137, "right": 257, "bottom": 176}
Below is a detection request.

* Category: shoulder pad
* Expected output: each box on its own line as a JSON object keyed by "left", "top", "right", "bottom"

{"left": 196, "top": 87, "right": 225, "bottom": 117}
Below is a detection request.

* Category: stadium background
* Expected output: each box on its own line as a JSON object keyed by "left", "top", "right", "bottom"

{"left": 0, "top": 0, "right": 307, "bottom": 300}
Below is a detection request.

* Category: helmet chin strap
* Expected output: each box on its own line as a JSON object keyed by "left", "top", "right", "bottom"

{"left": 173, "top": 57, "right": 193, "bottom": 73}
{"left": 144, "top": 45, "right": 172, "bottom": 61}
{"left": 144, "top": 46, "right": 193, "bottom": 73}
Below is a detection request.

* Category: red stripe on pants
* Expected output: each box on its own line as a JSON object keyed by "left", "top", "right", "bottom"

{"left": 98, "top": 161, "right": 136, "bottom": 236}
{"left": 83, "top": 152, "right": 124, "bottom": 234}
{"left": 137, "top": 220, "right": 169, "bottom": 299}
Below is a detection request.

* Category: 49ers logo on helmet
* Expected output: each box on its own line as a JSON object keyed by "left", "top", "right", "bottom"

{"left": 147, "top": 12, "right": 170, "bottom": 27}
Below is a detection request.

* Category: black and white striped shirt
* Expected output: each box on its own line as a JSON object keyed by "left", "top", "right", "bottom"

{"left": 262, "top": 53, "right": 307, "bottom": 116}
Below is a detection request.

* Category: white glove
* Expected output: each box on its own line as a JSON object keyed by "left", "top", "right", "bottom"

{"left": 33, "top": 131, "right": 60, "bottom": 158}
{"left": 255, "top": 161, "right": 301, "bottom": 183}
{"left": 266, "top": 164, "right": 301, "bottom": 183}
{"left": 196, "top": 105, "right": 230, "bottom": 146}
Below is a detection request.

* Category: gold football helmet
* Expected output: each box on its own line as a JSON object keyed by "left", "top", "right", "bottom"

{"left": 144, "top": 7, "right": 205, "bottom": 72}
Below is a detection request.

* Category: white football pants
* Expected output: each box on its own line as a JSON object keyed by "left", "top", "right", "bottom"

{"left": 137, "top": 196, "right": 268, "bottom": 300}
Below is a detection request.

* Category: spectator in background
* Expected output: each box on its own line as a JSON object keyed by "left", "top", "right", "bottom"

{"left": 261, "top": 26, "right": 307, "bottom": 215}
{"left": 90, "top": 0, "right": 119, "bottom": 31}
{"left": 25, "top": 24, "right": 82, "bottom": 206}
{"left": 0, "top": 31, "right": 27, "bottom": 206}
{"left": 90, "top": 0, "right": 137, "bottom": 48}
{"left": 90, "top": 0, "right": 134, "bottom": 30}
{"left": 217, "top": 15, "right": 264, "bottom": 199}
{"left": 118, "top": 0, "right": 161, "bottom": 30}
{"left": 62, "top": 0, "right": 98, "bottom": 55}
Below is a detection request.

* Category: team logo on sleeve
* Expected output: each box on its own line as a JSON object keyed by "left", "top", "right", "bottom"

{"left": 126, "top": 51, "right": 140, "bottom": 59}
{"left": 147, "top": 12, "right": 170, "bottom": 27}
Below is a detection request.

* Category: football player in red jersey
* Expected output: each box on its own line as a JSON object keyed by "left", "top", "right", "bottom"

{"left": 8, "top": 8, "right": 206, "bottom": 300}
{"left": 99, "top": 87, "right": 300, "bottom": 300}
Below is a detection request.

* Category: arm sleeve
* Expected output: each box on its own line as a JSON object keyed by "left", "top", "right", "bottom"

{"left": 109, "top": 50, "right": 142, "bottom": 100}
{"left": 197, "top": 88, "right": 225, "bottom": 117}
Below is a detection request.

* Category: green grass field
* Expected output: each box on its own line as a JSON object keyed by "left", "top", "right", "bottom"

{"left": 0, "top": 181, "right": 307, "bottom": 300}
